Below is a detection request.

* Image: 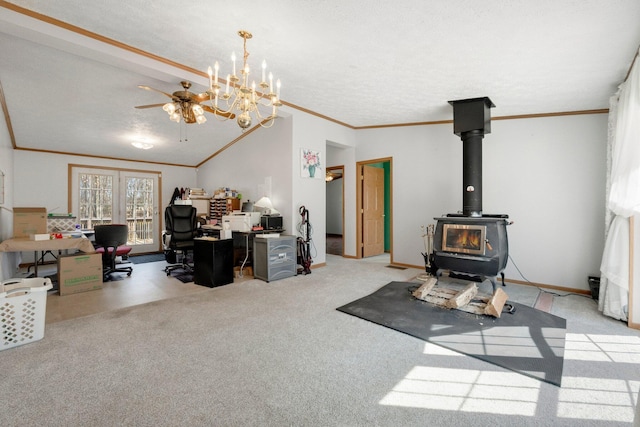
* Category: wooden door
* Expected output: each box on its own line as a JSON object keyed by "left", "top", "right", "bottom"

{"left": 362, "top": 165, "right": 385, "bottom": 257}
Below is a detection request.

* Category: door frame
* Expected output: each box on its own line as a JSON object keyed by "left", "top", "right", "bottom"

{"left": 356, "top": 157, "right": 393, "bottom": 261}
{"left": 68, "top": 164, "right": 164, "bottom": 253}
{"left": 326, "top": 165, "right": 345, "bottom": 257}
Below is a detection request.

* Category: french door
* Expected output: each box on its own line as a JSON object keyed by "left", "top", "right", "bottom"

{"left": 71, "top": 166, "right": 161, "bottom": 254}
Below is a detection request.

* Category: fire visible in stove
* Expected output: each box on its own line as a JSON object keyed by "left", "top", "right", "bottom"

{"left": 442, "top": 224, "right": 486, "bottom": 255}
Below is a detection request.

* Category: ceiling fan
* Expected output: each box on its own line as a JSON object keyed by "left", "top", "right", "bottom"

{"left": 135, "top": 80, "right": 235, "bottom": 124}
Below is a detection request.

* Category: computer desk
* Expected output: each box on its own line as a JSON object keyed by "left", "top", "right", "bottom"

{"left": 0, "top": 236, "right": 95, "bottom": 277}
{"left": 200, "top": 227, "right": 286, "bottom": 277}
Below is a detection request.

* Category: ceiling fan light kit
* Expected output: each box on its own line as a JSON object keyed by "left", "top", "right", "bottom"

{"left": 206, "top": 30, "right": 282, "bottom": 131}
{"left": 160, "top": 81, "right": 208, "bottom": 124}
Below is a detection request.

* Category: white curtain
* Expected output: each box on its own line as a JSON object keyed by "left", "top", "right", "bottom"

{"left": 600, "top": 47, "right": 640, "bottom": 321}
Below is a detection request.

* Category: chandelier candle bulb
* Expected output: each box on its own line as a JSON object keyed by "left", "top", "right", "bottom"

{"left": 231, "top": 52, "right": 236, "bottom": 77}
{"left": 225, "top": 75, "right": 230, "bottom": 94}
{"left": 276, "top": 79, "right": 281, "bottom": 98}
{"left": 207, "top": 66, "right": 213, "bottom": 90}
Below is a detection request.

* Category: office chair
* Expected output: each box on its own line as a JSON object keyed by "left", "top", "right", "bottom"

{"left": 164, "top": 205, "right": 198, "bottom": 276}
{"left": 94, "top": 224, "right": 133, "bottom": 281}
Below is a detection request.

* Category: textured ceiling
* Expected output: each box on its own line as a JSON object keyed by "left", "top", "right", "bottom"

{"left": 1, "top": 0, "right": 639, "bottom": 166}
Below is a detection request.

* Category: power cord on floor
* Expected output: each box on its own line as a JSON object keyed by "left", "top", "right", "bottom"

{"left": 508, "top": 254, "right": 593, "bottom": 299}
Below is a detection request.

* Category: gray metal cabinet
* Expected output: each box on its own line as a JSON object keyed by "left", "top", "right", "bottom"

{"left": 253, "top": 235, "right": 297, "bottom": 282}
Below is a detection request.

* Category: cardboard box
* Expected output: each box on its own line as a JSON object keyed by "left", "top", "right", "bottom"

{"left": 57, "top": 253, "right": 103, "bottom": 296}
{"left": 13, "top": 207, "right": 47, "bottom": 238}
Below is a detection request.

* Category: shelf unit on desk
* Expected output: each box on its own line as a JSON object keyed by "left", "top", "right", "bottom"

{"left": 209, "top": 198, "right": 240, "bottom": 223}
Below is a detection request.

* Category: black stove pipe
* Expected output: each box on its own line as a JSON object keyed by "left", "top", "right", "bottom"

{"left": 462, "top": 129, "right": 484, "bottom": 217}
{"left": 448, "top": 97, "right": 495, "bottom": 217}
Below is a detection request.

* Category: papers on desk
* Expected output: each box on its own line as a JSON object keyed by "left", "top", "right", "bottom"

{"left": 30, "top": 234, "right": 50, "bottom": 241}
{"left": 201, "top": 224, "right": 222, "bottom": 230}
{"left": 256, "top": 233, "right": 280, "bottom": 238}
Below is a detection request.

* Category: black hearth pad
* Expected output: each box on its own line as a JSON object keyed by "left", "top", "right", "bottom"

{"left": 336, "top": 281, "right": 566, "bottom": 387}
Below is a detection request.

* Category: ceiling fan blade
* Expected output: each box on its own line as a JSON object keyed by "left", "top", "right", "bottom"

{"left": 135, "top": 103, "right": 166, "bottom": 109}
{"left": 201, "top": 104, "right": 236, "bottom": 119}
{"left": 138, "top": 85, "right": 175, "bottom": 99}
{"left": 193, "top": 92, "right": 211, "bottom": 103}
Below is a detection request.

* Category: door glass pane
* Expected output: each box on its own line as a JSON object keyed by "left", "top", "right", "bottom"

{"left": 79, "top": 173, "right": 113, "bottom": 229}
{"left": 125, "top": 177, "right": 154, "bottom": 245}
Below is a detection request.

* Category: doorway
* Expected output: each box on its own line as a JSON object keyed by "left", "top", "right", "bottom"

{"left": 326, "top": 166, "right": 344, "bottom": 256}
{"left": 69, "top": 165, "right": 162, "bottom": 254}
{"left": 356, "top": 158, "right": 392, "bottom": 260}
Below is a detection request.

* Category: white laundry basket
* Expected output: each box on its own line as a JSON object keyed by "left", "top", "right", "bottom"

{"left": 1, "top": 277, "right": 53, "bottom": 351}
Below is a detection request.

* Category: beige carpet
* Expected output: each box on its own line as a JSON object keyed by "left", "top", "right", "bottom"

{"left": 1, "top": 255, "right": 639, "bottom": 426}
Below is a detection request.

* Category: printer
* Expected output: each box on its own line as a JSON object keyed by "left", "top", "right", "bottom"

{"left": 221, "top": 211, "right": 261, "bottom": 232}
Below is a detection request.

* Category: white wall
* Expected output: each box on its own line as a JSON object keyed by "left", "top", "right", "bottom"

{"left": 13, "top": 151, "right": 197, "bottom": 212}
{"left": 289, "top": 111, "right": 357, "bottom": 265}
{"left": 198, "top": 110, "right": 358, "bottom": 267}
{"left": 355, "top": 113, "right": 608, "bottom": 291}
{"left": 196, "top": 117, "right": 294, "bottom": 233}
{"left": 0, "top": 106, "right": 17, "bottom": 279}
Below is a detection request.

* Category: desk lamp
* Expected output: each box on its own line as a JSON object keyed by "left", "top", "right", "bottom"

{"left": 254, "top": 196, "right": 280, "bottom": 216}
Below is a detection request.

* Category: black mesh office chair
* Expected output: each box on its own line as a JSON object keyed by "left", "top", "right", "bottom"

{"left": 164, "top": 205, "right": 198, "bottom": 276}
{"left": 94, "top": 224, "right": 133, "bottom": 281}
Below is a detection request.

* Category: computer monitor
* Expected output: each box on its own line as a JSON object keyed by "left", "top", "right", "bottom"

{"left": 241, "top": 201, "right": 253, "bottom": 212}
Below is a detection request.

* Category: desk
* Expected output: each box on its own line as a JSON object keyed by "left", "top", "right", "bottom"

{"left": 0, "top": 237, "right": 95, "bottom": 277}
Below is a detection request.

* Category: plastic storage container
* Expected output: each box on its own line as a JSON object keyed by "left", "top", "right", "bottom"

{"left": 1, "top": 277, "right": 53, "bottom": 351}
{"left": 253, "top": 235, "right": 297, "bottom": 282}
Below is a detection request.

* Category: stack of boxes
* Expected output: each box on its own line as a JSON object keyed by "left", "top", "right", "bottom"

{"left": 11, "top": 208, "right": 103, "bottom": 295}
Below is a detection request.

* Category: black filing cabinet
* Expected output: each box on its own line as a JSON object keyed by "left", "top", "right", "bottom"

{"left": 193, "top": 238, "right": 234, "bottom": 287}
{"left": 253, "top": 235, "right": 297, "bottom": 282}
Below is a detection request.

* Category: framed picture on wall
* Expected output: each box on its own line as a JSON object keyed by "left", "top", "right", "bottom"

{"left": 301, "top": 148, "right": 322, "bottom": 179}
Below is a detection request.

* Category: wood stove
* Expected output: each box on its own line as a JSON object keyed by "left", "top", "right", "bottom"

{"left": 432, "top": 97, "right": 510, "bottom": 292}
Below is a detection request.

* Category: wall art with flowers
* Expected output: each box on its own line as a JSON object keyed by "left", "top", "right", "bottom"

{"left": 301, "top": 148, "right": 322, "bottom": 179}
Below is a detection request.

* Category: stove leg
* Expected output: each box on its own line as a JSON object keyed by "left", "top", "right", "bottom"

{"left": 488, "top": 276, "right": 498, "bottom": 294}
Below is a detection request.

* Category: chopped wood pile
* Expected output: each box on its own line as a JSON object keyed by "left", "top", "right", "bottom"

{"left": 412, "top": 276, "right": 509, "bottom": 318}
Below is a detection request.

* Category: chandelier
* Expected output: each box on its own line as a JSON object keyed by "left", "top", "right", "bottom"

{"left": 206, "top": 30, "right": 282, "bottom": 131}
